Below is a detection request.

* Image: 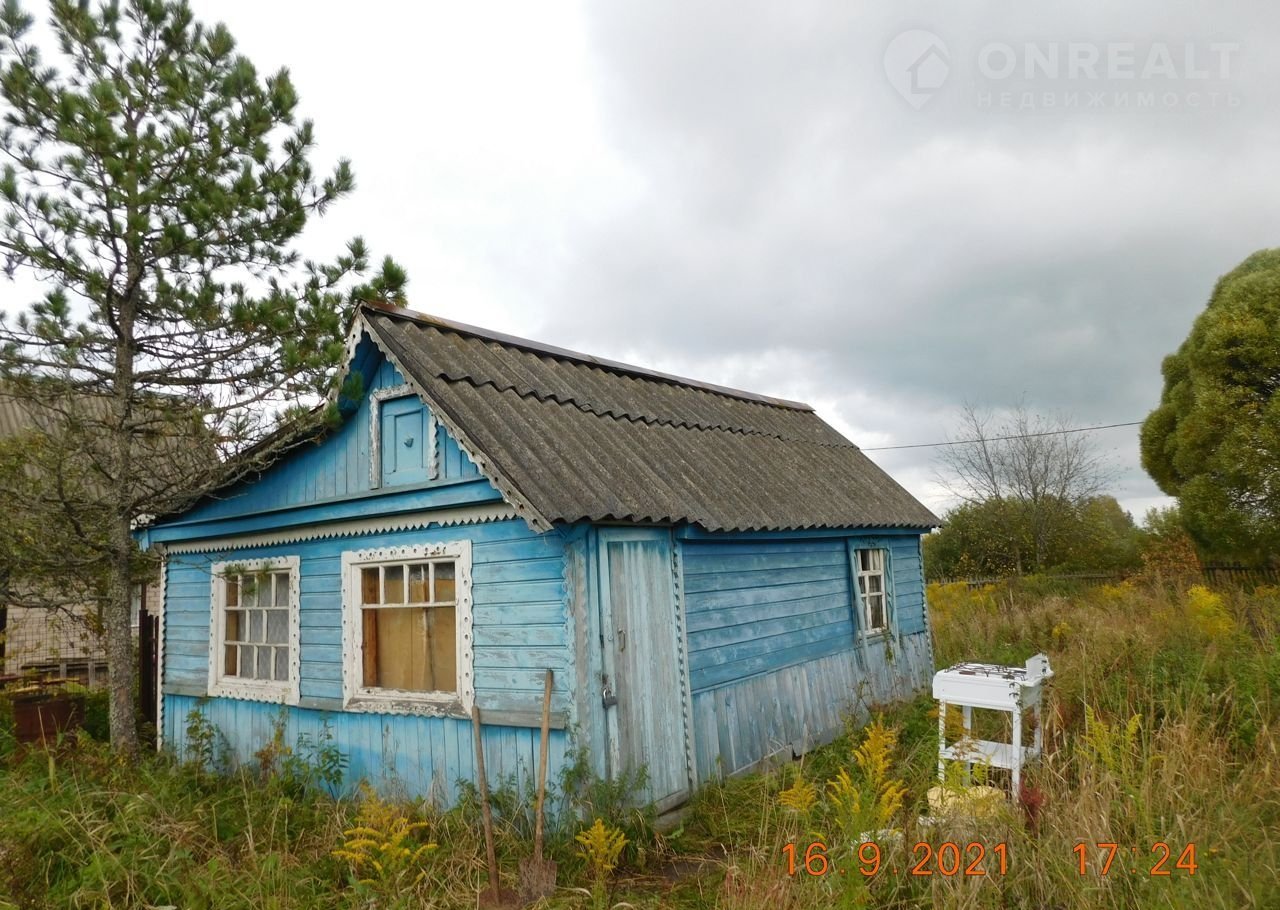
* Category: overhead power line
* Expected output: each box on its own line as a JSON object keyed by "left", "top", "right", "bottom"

{"left": 861, "top": 421, "right": 1144, "bottom": 452}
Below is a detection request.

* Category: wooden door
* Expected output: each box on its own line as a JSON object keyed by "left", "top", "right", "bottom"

{"left": 598, "top": 528, "right": 690, "bottom": 812}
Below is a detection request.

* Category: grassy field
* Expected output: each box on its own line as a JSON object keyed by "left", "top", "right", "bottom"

{"left": 1, "top": 577, "right": 1277, "bottom": 909}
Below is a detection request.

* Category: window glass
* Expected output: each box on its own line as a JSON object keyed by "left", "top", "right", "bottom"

{"left": 220, "top": 569, "right": 291, "bottom": 682}
{"left": 855, "top": 549, "right": 889, "bottom": 634}
{"left": 357, "top": 558, "right": 458, "bottom": 695}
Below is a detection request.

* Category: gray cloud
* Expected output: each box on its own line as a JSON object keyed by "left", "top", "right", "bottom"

{"left": 10, "top": 0, "right": 1280, "bottom": 521}
{"left": 533, "top": 1, "right": 1280, "bottom": 517}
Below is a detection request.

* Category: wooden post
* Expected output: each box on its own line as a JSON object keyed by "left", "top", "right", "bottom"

{"left": 937, "top": 700, "right": 947, "bottom": 781}
{"left": 1011, "top": 708, "right": 1023, "bottom": 793}
{"left": 472, "top": 704, "right": 501, "bottom": 897}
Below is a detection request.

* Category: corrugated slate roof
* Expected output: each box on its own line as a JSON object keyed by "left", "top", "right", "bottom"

{"left": 360, "top": 303, "right": 939, "bottom": 533}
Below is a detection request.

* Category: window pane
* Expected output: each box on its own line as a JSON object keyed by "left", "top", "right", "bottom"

{"left": 273, "top": 572, "right": 289, "bottom": 607}
{"left": 361, "top": 567, "right": 380, "bottom": 605}
{"left": 868, "top": 594, "right": 885, "bottom": 630}
{"left": 225, "top": 609, "right": 242, "bottom": 642}
{"left": 362, "top": 609, "right": 380, "bottom": 687}
{"left": 248, "top": 610, "right": 263, "bottom": 643}
{"left": 427, "top": 606, "right": 457, "bottom": 692}
{"left": 224, "top": 645, "right": 238, "bottom": 676}
{"left": 242, "top": 578, "right": 258, "bottom": 609}
{"left": 274, "top": 648, "right": 288, "bottom": 682}
{"left": 857, "top": 576, "right": 867, "bottom": 595}
{"left": 360, "top": 606, "right": 457, "bottom": 694}
{"left": 240, "top": 645, "right": 254, "bottom": 678}
{"left": 384, "top": 565, "right": 405, "bottom": 604}
{"left": 859, "top": 550, "right": 871, "bottom": 571}
{"left": 369, "top": 607, "right": 426, "bottom": 690}
{"left": 435, "top": 562, "right": 456, "bottom": 603}
{"left": 867, "top": 574, "right": 882, "bottom": 594}
{"left": 265, "top": 609, "right": 287, "bottom": 644}
{"left": 408, "top": 564, "right": 428, "bottom": 603}
{"left": 225, "top": 577, "right": 239, "bottom": 607}
{"left": 257, "top": 646, "right": 274, "bottom": 680}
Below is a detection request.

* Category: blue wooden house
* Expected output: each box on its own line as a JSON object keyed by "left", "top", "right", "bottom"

{"left": 138, "top": 302, "right": 939, "bottom": 811}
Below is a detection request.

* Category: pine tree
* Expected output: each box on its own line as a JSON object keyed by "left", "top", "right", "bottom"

{"left": 0, "top": 0, "right": 406, "bottom": 753}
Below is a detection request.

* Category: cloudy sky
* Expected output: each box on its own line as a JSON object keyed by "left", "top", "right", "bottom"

{"left": 12, "top": 2, "right": 1280, "bottom": 518}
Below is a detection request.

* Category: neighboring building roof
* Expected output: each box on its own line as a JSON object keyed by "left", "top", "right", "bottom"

{"left": 0, "top": 384, "right": 219, "bottom": 505}
{"left": 359, "top": 302, "right": 939, "bottom": 533}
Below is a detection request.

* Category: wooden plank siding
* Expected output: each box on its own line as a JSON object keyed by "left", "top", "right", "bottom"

{"left": 687, "top": 634, "right": 932, "bottom": 781}
{"left": 165, "top": 693, "right": 568, "bottom": 806}
{"left": 161, "top": 517, "right": 572, "bottom": 800}
{"left": 175, "top": 340, "right": 482, "bottom": 527}
{"left": 679, "top": 532, "right": 932, "bottom": 778}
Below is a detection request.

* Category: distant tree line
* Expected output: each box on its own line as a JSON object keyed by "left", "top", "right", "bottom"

{"left": 923, "top": 494, "right": 1145, "bottom": 581}
{"left": 923, "top": 403, "right": 1209, "bottom": 582}
{"left": 930, "top": 243, "right": 1280, "bottom": 581}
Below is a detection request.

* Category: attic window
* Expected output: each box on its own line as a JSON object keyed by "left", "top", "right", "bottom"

{"left": 341, "top": 541, "right": 474, "bottom": 714}
{"left": 370, "top": 384, "right": 437, "bottom": 488}
{"left": 855, "top": 548, "right": 888, "bottom": 634}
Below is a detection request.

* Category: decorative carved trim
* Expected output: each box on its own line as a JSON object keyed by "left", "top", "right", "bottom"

{"left": 919, "top": 536, "right": 936, "bottom": 668}
{"left": 672, "top": 539, "right": 698, "bottom": 789}
{"left": 340, "top": 540, "right": 475, "bottom": 715}
{"left": 206, "top": 556, "right": 302, "bottom": 706}
{"left": 160, "top": 503, "right": 517, "bottom": 554}
{"left": 156, "top": 554, "right": 168, "bottom": 750}
{"left": 357, "top": 315, "right": 554, "bottom": 533}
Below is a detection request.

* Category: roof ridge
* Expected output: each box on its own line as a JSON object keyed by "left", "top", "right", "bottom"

{"left": 359, "top": 301, "right": 815, "bottom": 412}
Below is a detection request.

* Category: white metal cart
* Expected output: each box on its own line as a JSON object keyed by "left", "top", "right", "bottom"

{"left": 932, "top": 654, "right": 1052, "bottom": 792}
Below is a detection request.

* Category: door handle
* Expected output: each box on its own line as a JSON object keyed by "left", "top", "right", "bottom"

{"left": 617, "top": 629, "right": 626, "bottom": 652}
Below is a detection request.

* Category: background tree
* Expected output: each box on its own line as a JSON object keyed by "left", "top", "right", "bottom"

{"left": 922, "top": 495, "right": 1140, "bottom": 581}
{"left": 932, "top": 402, "right": 1114, "bottom": 573}
{"left": 1136, "top": 505, "right": 1203, "bottom": 583}
{"left": 1141, "top": 248, "right": 1280, "bottom": 563}
{"left": 0, "top": 0, "right": 405, "bottom": 753}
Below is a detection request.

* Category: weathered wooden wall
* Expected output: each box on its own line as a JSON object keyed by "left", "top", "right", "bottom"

{"left": 161, "top": 517, "right": 572, "bottom": 801}
{"left": 166, "top": 694, "right": 569, "bottom": 806}
{"left": 174, "top": 338, "right": 482, "bottom": 527}
{"left": 678, "top": 532, "right": 931, "bottom": 779}
{"left": 686, "top": 633, "right": 932, "bottom": 780}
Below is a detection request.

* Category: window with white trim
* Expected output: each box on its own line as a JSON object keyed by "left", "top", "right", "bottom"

{"left": 342, "top": 542, "right": 473, "bottom": 712}
{"left": 855, "top": 548, "right": 889, "bottom": 634}
{"left": 208, "top": 557, "right": 300, "bottom": 704}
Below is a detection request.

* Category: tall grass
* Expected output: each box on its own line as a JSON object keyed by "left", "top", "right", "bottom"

{"left": 1, "top": 579, "right": 1276, "bottom": 908}
{"left": 677, "top": 578, "right": 1280, "bottom": 909}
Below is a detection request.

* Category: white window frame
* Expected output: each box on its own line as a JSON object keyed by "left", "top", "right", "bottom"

{"left": 341, "top": 540, "right": 474, "bottom": 715}
{"left": 370, "top": 384, "right": 438, "bottom": 489}
{"left": 854, "top": 547, "right": 890, "bottom": 637}
{"left": 207, "top": 556, "right": 301, "bottom": 705}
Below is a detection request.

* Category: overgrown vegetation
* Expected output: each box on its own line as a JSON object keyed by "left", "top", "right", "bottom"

{"left": 1, "top": 576, "right": 1276, "bottom": 908}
